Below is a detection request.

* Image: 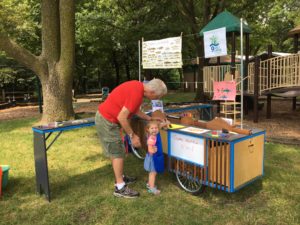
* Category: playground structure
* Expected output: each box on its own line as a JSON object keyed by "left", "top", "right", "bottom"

{"left": 198, "top": 12, "right": 300, "bottom": 123}
{"left": 203, "top": 53, "right": 300, "bottom": 96}
{"left": 203, "top": 53, "right": 300, "bottom": 113}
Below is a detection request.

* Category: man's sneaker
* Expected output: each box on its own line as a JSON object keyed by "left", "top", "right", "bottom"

{"left": 113, "top": 185, "right": 140, "bottom": 198}
{"left": 123, "top": 175, "right": 137, "bottom": 185}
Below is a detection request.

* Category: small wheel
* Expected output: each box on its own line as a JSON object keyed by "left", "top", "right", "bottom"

{"left": 124, "top": 135, "right": 147, "bottom": 160}
{"left": 129, "top": 145, "right": 147, "bottom": 160}
{"left": 176, "top": 170, "right": 205, "bottom": 195}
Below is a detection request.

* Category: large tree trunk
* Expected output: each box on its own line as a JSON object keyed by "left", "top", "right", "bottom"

{"left": 112, "top": 50, "right": 120, "bottom": 85}
{"left": 41, "top": 65, "right": 74, "bottom": 122}
{"left": 0, "top": 0, "right": 75, "bottom": 123}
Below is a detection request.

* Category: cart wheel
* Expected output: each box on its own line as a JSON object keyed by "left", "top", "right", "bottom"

{"left": 124, "top": 134, "right": 147, "bottom": 160}
{"left": 176, "top": 171, "right": 205, "bottom": 195}
{"left": 129, "top": 145, "right": 147, "bottom": 160}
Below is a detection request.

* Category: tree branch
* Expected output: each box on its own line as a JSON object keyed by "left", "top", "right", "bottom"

{"left": 176, "top": 0, "right": 199, "bottom": 32}
{"left": 212, "top": 0, "right": 225, "bottom": 18}
{"left": 0, "top": 33, "right": 46, "bottom": 77}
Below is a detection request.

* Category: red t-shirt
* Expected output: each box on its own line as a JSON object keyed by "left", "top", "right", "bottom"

{"left": 99, "top": 80, "right": 144, "bottom": 123}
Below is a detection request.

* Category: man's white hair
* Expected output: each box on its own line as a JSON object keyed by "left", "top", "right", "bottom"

{"left": 145, "top": 78, "right": 167, "bottom": 96}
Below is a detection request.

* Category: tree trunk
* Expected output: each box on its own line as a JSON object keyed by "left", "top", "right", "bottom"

{"left": 112, "top": 51, "right": 120, "bottom": 85}
{"left": 125, "top": 48, "right": 131, "bottom": 81}
{"left": 41, "top": 65, "right": 74, "bottom": 122}
{"left": 0, "top": 0, "right": 75, "bottom": 123}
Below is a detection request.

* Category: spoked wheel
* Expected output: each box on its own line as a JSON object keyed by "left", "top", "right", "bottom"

{"left": 176, "top": 171, "right": 205, "bottom": 195}
{"left": 124, "top": 135, "right": 147, "bottom": 160}
{"left": 174, "top": 159, "right": 206, "bottom": 195}
{"left": 129, "top": 145, "right": 147, "bottom": 160}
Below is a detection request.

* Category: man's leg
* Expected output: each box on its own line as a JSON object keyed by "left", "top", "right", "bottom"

{"left": 112, "top": 157, "right": 140, "bottom": 198}
{"left": 112, "top": 158, "right": 124, "bottom": 184}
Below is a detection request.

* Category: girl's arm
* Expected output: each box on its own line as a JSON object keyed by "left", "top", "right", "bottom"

{"left": 147, "top": 135, "right": 157, "bottom": 154}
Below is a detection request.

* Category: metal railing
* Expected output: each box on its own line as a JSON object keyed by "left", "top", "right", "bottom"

{"left": 203, "top": 53, "right": 300, "bottom": 96}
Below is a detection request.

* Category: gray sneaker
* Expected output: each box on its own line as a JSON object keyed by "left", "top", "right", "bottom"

{"left": 113, "top": 185, "right": 140, "bottom": 198}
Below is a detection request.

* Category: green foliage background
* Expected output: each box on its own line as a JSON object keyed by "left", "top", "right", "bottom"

{"left": 0, "top": 0, "right": 300, "bottom": 93}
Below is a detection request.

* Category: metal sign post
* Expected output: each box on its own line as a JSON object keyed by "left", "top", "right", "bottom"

{"left": 240, "top": 18, "right": 244, "bottom": 129}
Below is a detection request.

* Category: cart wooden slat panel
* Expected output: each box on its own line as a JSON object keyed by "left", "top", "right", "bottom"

{"left": 170, "top": 157, "right": 206, "bottom": 183}
{"left": 208, "top": 140, "right": 230, "bottom": 190}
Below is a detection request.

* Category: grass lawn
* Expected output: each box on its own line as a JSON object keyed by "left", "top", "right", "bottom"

{"left": 0, "top": 117, "right": 300, "bottom": 225}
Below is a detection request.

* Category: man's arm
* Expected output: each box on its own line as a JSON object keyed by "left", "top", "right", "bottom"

{"left": 135, "top": 109, "right": 151, "bottom": 121}
{"left": 117, "top": 106, "right": 141, "bottom": 147}
{"left": 135, "top": 109, "right": 165, "bottom": 122}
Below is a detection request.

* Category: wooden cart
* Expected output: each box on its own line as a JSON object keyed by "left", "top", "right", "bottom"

{"left": 160, "top": 126, "right": 265, "bottom": 193}
{"left": 131, "top": 106, "right": 265, "bottom": 194}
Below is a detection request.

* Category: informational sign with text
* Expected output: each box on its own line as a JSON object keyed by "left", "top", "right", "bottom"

{"left": 142, "top": 36, "right": 182, "bottom": 69}
{"left": 170, "top": 132, "right": 204, "bottom": 166}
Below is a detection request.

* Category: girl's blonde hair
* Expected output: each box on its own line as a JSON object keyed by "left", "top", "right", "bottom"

{"left": 145, "top": 121, "right": 159, "bottom": 133}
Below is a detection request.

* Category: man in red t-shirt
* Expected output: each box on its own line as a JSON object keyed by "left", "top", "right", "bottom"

{"left": 95, "top": 79, "right": 167, "bottom": 198}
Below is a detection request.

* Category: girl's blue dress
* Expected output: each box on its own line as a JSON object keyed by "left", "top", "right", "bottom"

{"left": 144, "top": 133, "right": 164, "bottom": 173}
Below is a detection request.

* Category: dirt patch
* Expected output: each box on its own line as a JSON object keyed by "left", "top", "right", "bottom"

{"left": 1, "top": 99, "right": 299, "bottom": 145}
{"left": 243, "top": 98, "right": 300, "bottom": 145}
{"left": 0, "top": 106, "right": 41, "bottom": 121}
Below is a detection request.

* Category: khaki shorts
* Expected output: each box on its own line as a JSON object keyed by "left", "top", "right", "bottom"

{"left": 95, "top": 111, "right": 125, "bottom": 159}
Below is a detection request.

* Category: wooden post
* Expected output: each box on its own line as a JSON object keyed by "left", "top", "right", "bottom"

{"left": 294, "top": 34, "right": 299, "bottom": 53}
{"left": 266, "top": 45, "right": 272, "bottom": 119}
{"left": 292, "top": 97, "right": 297, "bottom": 110}
{"left": 266, "top": 95, "right": 272, "bottom": 119}
{"left": 1, "top": 89, "right": 5, "bottom": 102}
{"left": 253, "top": 57, "right": 260, "bottom": 123}
{"left": 231, "top": 32, "right": 236, "bottom": 77}
{"left": 292, "top": 34, "right": 298, "bottom": 111}
{"left": 193, "top": 65, "right": 196, "bottom": 92}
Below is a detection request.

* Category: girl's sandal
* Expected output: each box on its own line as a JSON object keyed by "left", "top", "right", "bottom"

{"left": 146, "top": 183, "right": 157, "bottom": 189}
{"left": 148, "top": 187, "right": 161, "bottom": 195}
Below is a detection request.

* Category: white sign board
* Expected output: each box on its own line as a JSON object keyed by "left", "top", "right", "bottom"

{"left": 170, "top": 132, "right": 205, "bottom": 166}
{"left": 151, "top": 100, "right": 164, "bottom": 112}
{"left": 204, "top": 27, "right": 227, "bottom": 58}
{"left": 142, "top": 36, "right": 182, "bottom": 69}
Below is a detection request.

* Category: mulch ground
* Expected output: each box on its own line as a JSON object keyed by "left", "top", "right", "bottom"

{"left": 1, "top": 99, "right": 299, "bottom": 145}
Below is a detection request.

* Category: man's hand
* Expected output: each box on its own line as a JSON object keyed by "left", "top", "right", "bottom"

{"left": 131, "top": 134, "right": 141, "bottom": 148}
{"left": 151, "top": 116, "right": 165, "bottom": 122}
{"left": 160, "top": 119, "right": 171, "bottom": 129}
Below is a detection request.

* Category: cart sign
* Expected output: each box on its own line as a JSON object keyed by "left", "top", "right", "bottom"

{"left": 170, "top": 132, "right": 204, "bottom": 166}
{"left": 204, "top": 27, "right": 227, "bottom": 58}
{"left": 142, "top": 36, "right": 182, "bottom": 69}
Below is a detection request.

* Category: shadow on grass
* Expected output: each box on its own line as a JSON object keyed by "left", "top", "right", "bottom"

{"left": 0, "top": 175, "right": 36, "bottom": 201}
{"left": 83, "top": 153, "right": 107, "bottom": 162}
{"left": 50, "top": 165, "right": 113, "bottom": 201}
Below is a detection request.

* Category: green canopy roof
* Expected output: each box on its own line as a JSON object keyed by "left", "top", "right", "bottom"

{"left": 199, "top": 10, "right": 251, "bottom": 36}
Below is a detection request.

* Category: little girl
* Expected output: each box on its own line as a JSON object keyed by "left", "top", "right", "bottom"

{"left": 144, "top": 121, "right": 165, "bottom": 195}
